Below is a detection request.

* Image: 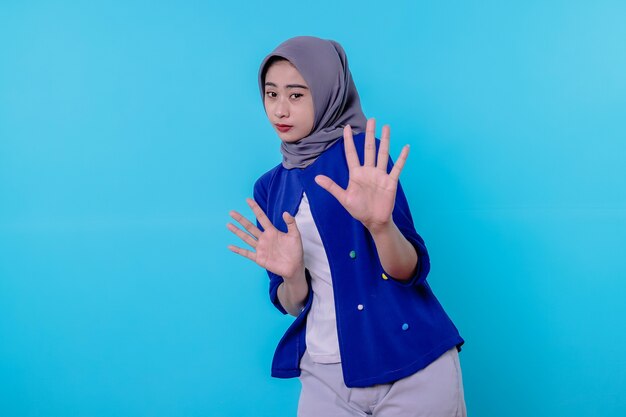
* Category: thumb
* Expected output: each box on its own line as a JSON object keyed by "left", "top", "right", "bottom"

{"left": 315, "top": 175, "right": 346, "bottom": 206}
{"left": 282, "top": 211, "right": 300, "bottom": 235}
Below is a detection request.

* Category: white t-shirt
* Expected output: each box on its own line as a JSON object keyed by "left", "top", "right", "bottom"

{"left": 294, "top": 192, "right": 341, "bottom": 364}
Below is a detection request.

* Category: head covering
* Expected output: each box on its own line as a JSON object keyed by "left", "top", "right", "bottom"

{"left": 258, "top": 36, "right": 367, "bottom": 169}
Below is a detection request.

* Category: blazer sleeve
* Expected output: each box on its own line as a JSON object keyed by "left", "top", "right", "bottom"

{"left": 253, "top": 174, "right": 289, "bottom": 315}
{"left": 382, "top": 157, "right": 431, "bottom": 287}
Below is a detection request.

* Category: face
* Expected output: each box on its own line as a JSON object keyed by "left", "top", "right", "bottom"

{"left": 263, "top": 60, "right": 315, "bottom": 143}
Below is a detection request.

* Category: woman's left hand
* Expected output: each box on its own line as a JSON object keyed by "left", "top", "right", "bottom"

{"left": 314, "top": 118, "right": 409, "bottom": 234}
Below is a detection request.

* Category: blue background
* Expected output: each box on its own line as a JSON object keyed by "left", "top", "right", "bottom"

{"left": 1, "top": 1, "right": 625, "bottom": 416}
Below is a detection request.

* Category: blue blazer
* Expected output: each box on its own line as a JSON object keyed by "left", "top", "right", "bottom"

{"left": 253, "top": 132, "right": 464, "bottom": 388}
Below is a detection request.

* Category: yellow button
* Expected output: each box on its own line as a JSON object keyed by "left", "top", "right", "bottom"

{"left": 382, "top": 273, "right": 388, "bottom": 280}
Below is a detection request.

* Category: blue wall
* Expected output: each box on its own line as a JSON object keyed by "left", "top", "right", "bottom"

{"left": 1, "top": 1, "right": 625, "bottom": 416}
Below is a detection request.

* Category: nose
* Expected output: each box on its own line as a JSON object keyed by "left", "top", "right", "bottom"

{"left": 274, "top": 97, "right": 289, "bottom": 118}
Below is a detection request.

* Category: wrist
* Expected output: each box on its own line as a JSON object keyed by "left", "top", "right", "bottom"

{"left": 366, "top": 219, "right": 395, "bottom": 238}
{"left": 278, "top": 268, "right": 309, "bottom": 316}
{"left": 282, "top": 264, "right": 306, "bottom": 283}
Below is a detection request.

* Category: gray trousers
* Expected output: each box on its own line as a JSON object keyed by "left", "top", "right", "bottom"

{"left": 297, "top": 347, "right": 467, "bottom": 417}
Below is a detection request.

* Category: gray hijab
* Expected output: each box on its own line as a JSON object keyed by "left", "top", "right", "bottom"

{"left": 258, "top": 36, "right": 367, "bottom": 169}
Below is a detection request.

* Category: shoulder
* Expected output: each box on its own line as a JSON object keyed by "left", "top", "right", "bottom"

{"left": 309, "top": 132, "right": 368, "bottom": 168}
{"left": 253, "top": 162, "right": 283, "bottom": 204}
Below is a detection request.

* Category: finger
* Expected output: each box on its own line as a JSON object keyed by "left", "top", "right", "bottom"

{"left": 315, "top": 175, "right": 347, "bottom": 206}
{"left": 376, "top": 124, "right": 390, "bottom": 171}
{"left": 389, "top": 145, "right": 410, "bottom": 181}
{"left": 227, "top": 244, "right": 257, "bottom": 263}
{"left": 227, "top": 222, "right": 257, "bottom": 248}
{"left": 282, "top": 212, "right": 300, "bottom": 235}
{"left": 246, "top": 198, "right": 274, "bottom": 232}
{"left": 364, "top": 118, "right": 376, "bottom": 167}
{"left": 343, "top": 125, "right": 360, "bottom": 169}
{"left": 229, "top": 210, "right": 261, "bottom": 238}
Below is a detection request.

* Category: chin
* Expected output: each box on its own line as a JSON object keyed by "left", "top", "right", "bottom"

{"left": 278, "top": 132, "right": 304, "bottom": 143}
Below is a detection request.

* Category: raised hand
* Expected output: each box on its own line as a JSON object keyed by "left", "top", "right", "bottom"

{"left": 227, "top": 198, "right": 304, "bottom": 281}
{"left": 314, "top": 118, "right": 409, "bottom": 234}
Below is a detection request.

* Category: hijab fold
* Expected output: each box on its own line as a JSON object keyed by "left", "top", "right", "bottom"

{"left": 258, "top": 36, "right": 367, "bottom": 169}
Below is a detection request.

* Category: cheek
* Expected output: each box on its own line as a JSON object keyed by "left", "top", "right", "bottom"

{"left": 263, "top": 101, "right": 272, "bottom": 117}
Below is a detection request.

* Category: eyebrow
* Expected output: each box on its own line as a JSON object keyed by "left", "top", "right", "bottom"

{"left": 265, "top": 82, "right": 309, "bottom": 89}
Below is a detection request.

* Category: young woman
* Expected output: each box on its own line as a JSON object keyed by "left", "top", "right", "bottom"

{"left": 227, "top": 36, "right": 467, "bottom": 417}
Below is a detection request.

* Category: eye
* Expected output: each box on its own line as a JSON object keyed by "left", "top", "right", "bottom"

{"left": 290, "top": 93, "right": 303, "bottom": 100}
{"left": 265, "top": 91, "right": 277, "bottom": 98}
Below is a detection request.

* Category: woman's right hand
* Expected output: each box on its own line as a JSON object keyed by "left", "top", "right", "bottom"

{"left": 227, "top": 198, "right": 305, "bottom": 282}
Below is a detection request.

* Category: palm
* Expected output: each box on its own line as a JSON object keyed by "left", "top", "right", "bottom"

{"left": 254, "top": 222, "right": 303, "bottom": 279}
{"left": 343, "top": 167, "right": 397, "bottom": 229}
{"left": 315, "top": 119, "right": 409, "bottom": 233}
{"left": 227, "top": 198, "right": 304, "bottom": 281}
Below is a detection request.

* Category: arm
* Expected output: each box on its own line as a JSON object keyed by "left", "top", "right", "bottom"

{"left": 228, "top": 177, "right": 308, "bottom": 315}
{"left": 369, "top": 221, "right": 417, "bottom": 281}
{"left": 370, "top": 153, "right": 430, "bottom": 283}
{"left": 315, "top": 118, "right": 429, "bottom": 285}
{"left": 276, "top": 268, "right": 309, "bottom": 316}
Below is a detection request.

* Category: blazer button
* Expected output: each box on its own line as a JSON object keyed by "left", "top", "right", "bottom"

{"left": 402, "top": 323, "right": 409, "bottom": 331}
{"left": 357, "top": 304, "right": 364, "bottom": 311}
{"left": 381, "top": 273, "right": 389, "bottom": 280}
{"left": 349, "top": 250, "right": 357, "bottom": 259}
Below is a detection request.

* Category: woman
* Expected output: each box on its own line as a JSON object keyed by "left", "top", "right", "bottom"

{"left": 227, "top": 35, "right": 467, "bottom": 417}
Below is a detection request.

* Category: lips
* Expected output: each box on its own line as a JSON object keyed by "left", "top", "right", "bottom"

{"left": 275, "top": 124, "right": 293, "bottom": 133}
